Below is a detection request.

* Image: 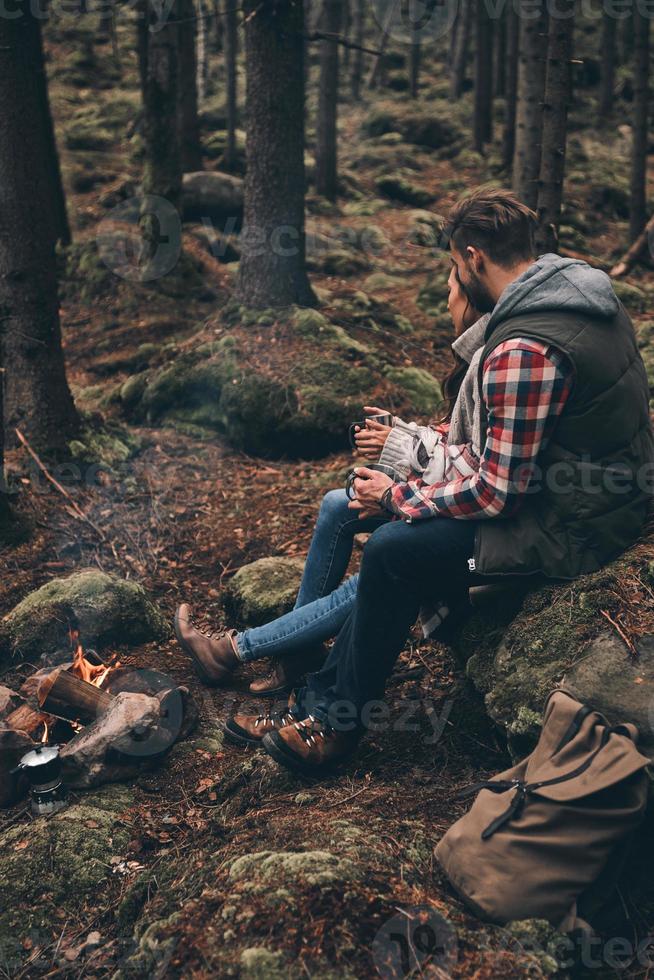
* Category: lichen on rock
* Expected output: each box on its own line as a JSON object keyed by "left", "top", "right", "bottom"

{"left": 0, "top": 569, "right": 169, "bottom": 663}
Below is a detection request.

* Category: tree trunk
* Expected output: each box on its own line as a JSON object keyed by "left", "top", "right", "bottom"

{"left": 495, "top": 7, "right": 506, "bottom": 97}
{"left": 316, "top": 0, "right": 343, "bottom": 200}
{"left": 620, "top": 7, "right": 634, "bottom": 63}
{"left": 410, "top": 38, "right": 421, "bottom": 98}
{"left": 32, "top": 19, "right": 70, "bottom": 246}
{"left": 136, "top": 0, "right": 149, "bottom": 94}
{"left": 502, "top": 3, "right": 519, "bottom": 174}
{"left": 342, "top": 0, "right": 351, "bottom": 70}
{"left": 178, "top": 0, "right": 202, "bottom": 172}
{"left": 236, "top": 0, "right": 315, "bottom": 308}
{"left": 629, "top": 6, "right": 649, "bottom": 242}
{"left": 535, "top": 0, "right": 575, "bottom": 254}
{"left": 450, "top": 0, "right": 471, "bottom": 99}
{"left": 473, "top": 0, "right": 493, "bottom": 152}
{"left": 224, "top": 0, "right": 238, "bottom": 171}
{"left": 367, "top": 0, "right": 396, "bottom": 89}
{"left": 143, "top": 0, "right": 182, "bottom": 208}
{"left": 512, "top": 0, "right": 548, "bottom": 209}
{"left": 0, "top": 2, "right": 79, "bottom": 453}
{"left": 196, "top": 0, "right": 209, "bottom": 104}
{"left": 351, "top": 0, "right": 365, "bottom": 99}
{"left": 598, "top": 9, "right": 616, "bottom": 121}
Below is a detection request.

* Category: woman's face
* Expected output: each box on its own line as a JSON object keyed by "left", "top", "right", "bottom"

{"left": 447, "top": 264, "right": 472, "bottom": 337}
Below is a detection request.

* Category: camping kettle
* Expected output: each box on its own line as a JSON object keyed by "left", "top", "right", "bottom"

{"left": 12, "top": 744, "right": 67, "bottom": 816}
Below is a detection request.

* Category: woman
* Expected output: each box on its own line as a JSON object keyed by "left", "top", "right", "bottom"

{"left": 174, "top": 268, "right": 485, "bottom": 702}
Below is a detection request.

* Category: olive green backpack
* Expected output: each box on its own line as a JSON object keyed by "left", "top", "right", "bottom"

{"left": 435, "top": 689, "right": 652, "bottom": 929}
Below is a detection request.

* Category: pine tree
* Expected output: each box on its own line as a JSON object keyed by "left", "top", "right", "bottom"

{"left": 535, "top": 0, "right": 575, "bottom": 253}
{"left": 316, "top": 0, "right": 344, "bottom": 200}
{"left": 0, "top": 1, "right": 79, "bottom": 452}
{"left": 598, "top": 8, "right": 616, "bottom": 121}
{"left": 236, "top": 0, "right": 315, "bottom": 307}
{"left": 351, "top": 0, "right": 365, "bottom": 99}
{"left": 224, "top": 0, "right": 238, "bottom": 171}
{"left": 512, "top": 0, "right": 548, "bottom": 209}
{"left": 473, "top": 0, "right": 494, "bottom": 152}
{"left": 502, "top": 3, "right": 519, "bottom": 174}
{"left": 178, "top": 0, "right": 202, "bottom": 171}
{"left": 629, "top": 6, "right": 650, "bottom": 242}
{"left": 450, "top": 0, "right": 471, "bottom": 99}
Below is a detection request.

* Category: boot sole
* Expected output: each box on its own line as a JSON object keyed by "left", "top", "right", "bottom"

{"left": 262, "top": 731, "right": 332, "bottom": 777}
{"left": 221, "top": 719, "right": 264, "bottom": 748}
{"left": 248, "top": 683, "right": 292, "bottom": 698}
{"left": 174, "top": 608, "right": 230, "bottom": 688}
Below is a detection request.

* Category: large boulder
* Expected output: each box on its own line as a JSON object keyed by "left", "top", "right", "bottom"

{"left": 181, "top": 171, "right": 243, "bottom": 227}
{"left": 0, "top": 570, "right": 169, "bottom": 664}
{"left": 452, "top": 546, "right": 654, "bottom": 757}
{"left": 223, "top": 557, "right": 305, "bottom": 628}
{"left": 361, "top": 101, "right": 463, "bottom": 152}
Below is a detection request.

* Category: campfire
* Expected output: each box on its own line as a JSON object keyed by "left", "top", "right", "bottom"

{"left": 1, "top": 625, "right": 196, "bottom": 812}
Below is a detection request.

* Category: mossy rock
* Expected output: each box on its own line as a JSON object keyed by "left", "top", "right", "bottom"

{"left": 223, "top": 557, "right": 305, "bottom": 628}
{"left": 292, "top": 308, "right": 369, "bottom": 354}
{"left": 0, "top": 570, "right": 169, "bottom": 663}
{"left": 307, "top": 248, "right": 370, "bottom": 276}
{"left": 0, "top": 786, "right": 133, "bottom": 961}
{"left": 407, "top": 209, "right": 446, "bottom": 248}
{"left": 64, "top": 119, "right": 114, "bottom": 151}
{"left": 416, "top": 270, "right": 450, "bottom": 316}
{"left": 612, "top": 279, "right": 649, "bottom": 313}
{"left": 361, "top": 101, "right": 462, "bottom": 150}
{"left": 453, "top": 548, "right": 649, "bottom": 757}
{"left": 385, "top": 366, "right": 442, "bottom": 415}
{"left": 228, "top": 849, "right": 364, "bottom": 890}
{"left": 240, "top": 948, "right": 288, "bottom": 980}
{"left": 375, "top": 175, "right": 434, "bottom": 207}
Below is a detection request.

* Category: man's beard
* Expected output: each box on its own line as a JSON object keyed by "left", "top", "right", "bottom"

{"left": 460, "top": 269, "right": 495, "bottom": 314}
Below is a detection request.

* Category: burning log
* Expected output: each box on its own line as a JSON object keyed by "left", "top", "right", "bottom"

{"left": 38, "top": 668, "right": 114, "bottom": 724}
{"left": 5, "top": 704, "right": 48, "bottom": 739}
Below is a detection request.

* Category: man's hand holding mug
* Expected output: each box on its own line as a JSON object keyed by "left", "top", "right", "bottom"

{"left": 346, "top": 464, "right": 396, "bottom": 519}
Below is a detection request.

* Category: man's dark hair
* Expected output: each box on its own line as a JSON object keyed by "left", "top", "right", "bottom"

{"left": 446, "top": 188, "right": 538, "bottom": 268}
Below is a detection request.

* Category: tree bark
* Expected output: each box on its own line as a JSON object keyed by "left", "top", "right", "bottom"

{"left": 178, "top": 0, "right": 202, "bottom": 172}
{"left": 316, "top": 0, "right": 344, "bottom": 200}
{"left": 0, "top": 3, "right": 79, "bottom": 453}
{"left": 450, "top": 0, "right": 471, "bottom": 99}
{"left": 32, "top": 19, "right": 70, "bottom": 247}
{"left": 512, "top": 0, "right": 548, "bottom": 209}
{"left": 473, "top": 0, "right": 494, "bottom": 152}
{"left": 351, "top": 0, "right": 365, "bottom": 99}
{"left": 224, "top": 0, "right": 238, "bottom": 171}
{"left": 367, "top": 0, "right": 397, "bottom": 89}
{"left": 629, "top": 6, "right": 649, "bottom": 242}
{"left": 410, "top": 38, "right": 421, "bottom": 98}
{"left": 142, "top": 0, "right": 183, "bottom": 230}
{"left": 598, "top": 9, "right": 616, "bottom": 121}
{"left": 495, "top": 7, "right": 506, "bottom": 97}
{"left": 236, "top": 0, "right": 316, "bottom": 308}
{"left": 196, "top": 0, "right": 209, "bottom": 103}
{"left": 535, "top": 0, "right": 575, "bottom": 254}
{"left": 502, "top": 3, "right": 519, "bottom": 174}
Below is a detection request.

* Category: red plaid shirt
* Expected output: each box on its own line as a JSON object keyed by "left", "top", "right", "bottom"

{"left": 388, "top": 339, "right": 574, "bottom": 521}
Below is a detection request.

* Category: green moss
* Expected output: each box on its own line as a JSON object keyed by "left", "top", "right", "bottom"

{"left": 361, "top": 101, "right": 463, "bottom": 150}
{"left": 223, "top": 556, "right": 304, "bottom": 628}
{"left": 613, "top": 279, "right": 648, "bottom": 313}
{"left": 229, "top": 850, "right": 363, "bottom": 889}
{"left": 0, "top": 792, "right": 132, "bottom": 957}
{"left": 375, "top": 174, "right": 434, "bottom": 207}
{"left": 240, "top": 948, "right": 287, "bottom": 980}
{"left": 416, "top": 270, "right": 450, "bottom": 316}
{"left": 385, "top": 366, "right": 442, "bottom": 414}
{"left": 0, "top": 569, "right": 169, "bottom": 663}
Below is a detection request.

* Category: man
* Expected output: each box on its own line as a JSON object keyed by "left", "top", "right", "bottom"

{"left": 203, "top": 189, "right": 654, "bottom": 775}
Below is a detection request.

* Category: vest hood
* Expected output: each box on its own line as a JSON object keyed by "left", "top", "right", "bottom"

{"left": 486, "top": 253, "right": 620, "bottom": 334}
{"left": 451, "top": 313, "right": 490, "bottom": 364}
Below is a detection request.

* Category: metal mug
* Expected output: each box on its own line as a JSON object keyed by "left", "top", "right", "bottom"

{"left": 348, "top": 412, "right": 393, "bottom": 450}
{"left": 345, "top": 462, "right": 401, "bottom": 501}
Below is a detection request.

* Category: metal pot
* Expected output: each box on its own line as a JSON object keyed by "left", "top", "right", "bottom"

{"left": 13, "top": 745, "right": 67, "bottom": 815}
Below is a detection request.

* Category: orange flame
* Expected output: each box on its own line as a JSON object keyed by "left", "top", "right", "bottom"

{"left": 68, "top": 628, "right": 118, "bottom": 689}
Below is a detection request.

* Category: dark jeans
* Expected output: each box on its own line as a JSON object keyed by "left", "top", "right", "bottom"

{"left": 294, "top": 516, "right": 479, "bottom": 729}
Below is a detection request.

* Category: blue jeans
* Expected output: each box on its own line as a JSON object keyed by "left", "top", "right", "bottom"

{"left": 236, "top": 489, "right": 389, "bottom": 662}
{"left": 294, "top": 515, "right": 479, "bottom": 727}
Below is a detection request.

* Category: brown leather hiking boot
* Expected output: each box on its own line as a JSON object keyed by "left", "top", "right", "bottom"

{"left": 222, "top": 700, "right": 298, "bottom": 747}
{"left": 248, "top": 645, "right": 328, "bottom": 697}
{"left": 174, "top": 603, "right": 239, "bottom": 687}
{"left": 262, "top": 715, "right": 360, "bottom": 775}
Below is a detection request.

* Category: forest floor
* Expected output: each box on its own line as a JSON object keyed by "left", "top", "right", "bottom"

{"left": 2, "top": 10, "right": 654, "bottom": 980}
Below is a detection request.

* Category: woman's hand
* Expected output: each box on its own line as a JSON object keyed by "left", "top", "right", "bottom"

{"left": 353, "top": 419, "right": 392, "bottom": 459}
{"left": 347, "top": 467, "right": 394, "bottom": 518}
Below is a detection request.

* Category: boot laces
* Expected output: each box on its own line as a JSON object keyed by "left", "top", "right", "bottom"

{"left": 254, "top": 709, "right": 294, "bottom": 730}
{"left": 294, "top": 714, "right": 333, "bottom": 745}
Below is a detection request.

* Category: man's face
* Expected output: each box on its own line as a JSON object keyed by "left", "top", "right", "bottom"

{"left": 450, "top": 244, "right": 496, "bottom": 314}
